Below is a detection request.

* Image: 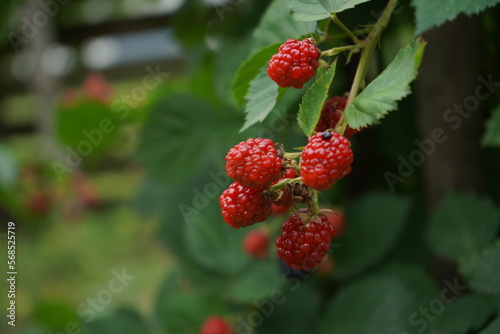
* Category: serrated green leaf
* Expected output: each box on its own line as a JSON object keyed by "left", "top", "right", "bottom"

{"left": 345, "top": 39, "right": 426, "bottom": 129}
{"left": 335, "top": 192, "right": 411, "bottom": 278}
{"left": 482, "top": 103, "right": 500, "bottom": 147}
{"left": 297, "top": 63, "right": 337, "bottom": 136}
{"left": 318, "top": 275, "right": 415, "bottom": 334}
{"left": 412, "top": 0, "right": 500, "bottom": 35}
{"left": 241, "top": 69, "right": 280, "bottom": 131}
{"left": 460, "top": 241, "right": 500, "bottom": 295}
{"left": 319, "top": 0, "right": 372, "bottom": 13}
{"left": 231, "top": 43, "right": 282, "bottom": 107}
{"left": 425, "top": 193, "right": 499, "bottom": 262}
{"left": 429, "top": 294, "right": 498, "bottom": 334}
{"left": 137, "top": 95, "right": 215, "bottom": 183}
{"left": 252, "top": 0, "right": 317, "bottom": 51}
{"left": 290, "top": 0, "right": 331, "bottom": 22}
{"left": 480, "top": 315, "right": 500, "bottom": 334}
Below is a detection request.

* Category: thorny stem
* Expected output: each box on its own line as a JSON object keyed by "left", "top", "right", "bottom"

{"left": 336, "top": 0, "right": 399, "bottom": 135}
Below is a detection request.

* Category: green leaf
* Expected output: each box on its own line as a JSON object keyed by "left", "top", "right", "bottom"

{"left": 290, "top": 0, "right": 331, "bottom": 22}
{"left": 259, "top": 282, "right": 320, "bottom": 334}
{"left": 184, "top": 202, "right": 250, "bottom": 276}
{"left": 155, "top": 271, "right": 227, "bottom": 334}
{"left": 334, "top": 192, "right": 411, "bottom": 278}
{"left": 375, "top": 262, "right": 440, "bottom": 306}
{"left": 137, "top": 94, "right": 215, "bottom": 183}
{"left": 230, "top": 261, "right": 283, "bottom": 303}
{"left": 480, "top": 315, "right": 500, "bottom": 334}
{"left": 318, "top": 0, "right": 372, "bottom": 13}
{"left": 318, "top": 275, "right": 415, "bottom": 334}
{"left": 297, "top": 63, "right": 337, "bottom": 136}
{"left": 429, "top": 294, "right": 499, "bottom": 334}
{"left": 231, "top": 43, "right": 282, "bottom": 107}
{"left": 460, "top": 241, "right": 500, "bottom": 295}
{"left": 425, "top": 193, "right": 499, "bottom": 262}
{"left": 251, "top": 0, "right": 317, "bottom": 51}
{"left": 482, "top": 103, "right": 500, "bottom": 147}
{"left": 345, "top": 39, "right": 426, "bottom": 129}
{"left": 241, "top": 69, "right": 281, "bottom": 131}
{"left": 412, "top": 0, "right": 500, "bottom": 35}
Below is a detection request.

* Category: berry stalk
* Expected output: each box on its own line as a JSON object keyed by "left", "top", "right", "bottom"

{"left": 336, "top": 0, "right": 400, "bottom": 135}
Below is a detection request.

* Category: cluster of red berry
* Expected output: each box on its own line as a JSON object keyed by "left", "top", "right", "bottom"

{"left": 218, "top": 38, "right": 361, "bottom": 273}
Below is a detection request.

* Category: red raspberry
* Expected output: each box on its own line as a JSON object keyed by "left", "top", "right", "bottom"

{"left": 315, "top": 96, "right": 361, "bottom": 138}
{"left": 300, "top": 131, "right": 353, "bottom": 191}
{"left": 276, "top": 211, "right": 335, "bottom": 271}
{"left": 272, "top": 168, "right": 298, "bottom": 207}
{"left": 200, "top": 316, "right": 233, "bottom": 334}
{"left": 267, "top": 39, "right": 320, "bottom": 89}
{"left": 243, "top": 230, "right": 269, "bottom": 259}
{"left": 225, "top": 138, "right": 282, "bottom": 189}
{"left": 219, "top": 182, "right": 272, "bottom": 228}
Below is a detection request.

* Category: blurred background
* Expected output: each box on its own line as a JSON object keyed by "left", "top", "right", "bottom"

{"left": 1, "top": 0, "right": 500, "bottom": 333}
